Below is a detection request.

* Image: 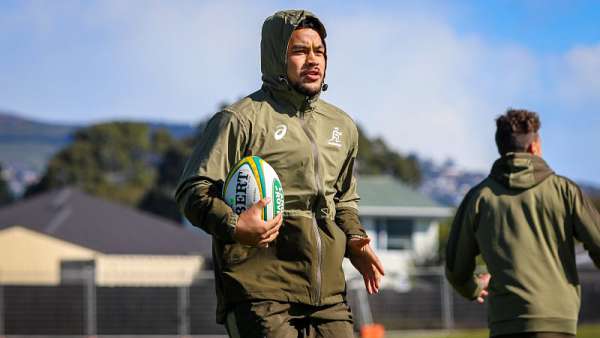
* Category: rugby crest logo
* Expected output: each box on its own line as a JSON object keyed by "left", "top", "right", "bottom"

{"left": 327, "top": 127, "right": 343, "bottom": 147}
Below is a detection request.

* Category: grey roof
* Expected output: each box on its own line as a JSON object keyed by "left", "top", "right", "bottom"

{"left": 0, "top": 188, "right": 211, "bottom": 256}
{"left": 357, "top": 175, "right": 452, "bottom": 218}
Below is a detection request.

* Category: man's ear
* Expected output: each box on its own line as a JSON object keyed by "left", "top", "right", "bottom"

{"left": 526, "top": 142, "right": 535, "bottom": 154}
{"left": 528, "top": 136, "right": 542, "bottom": 156}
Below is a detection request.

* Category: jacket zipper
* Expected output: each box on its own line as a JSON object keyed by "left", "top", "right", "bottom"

{"left": 299, "top": 100, "right": 323, "bottom": 305}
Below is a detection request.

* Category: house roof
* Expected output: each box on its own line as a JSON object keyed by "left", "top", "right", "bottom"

{"left": 357, "top": 175, "right": 452, "bottom": 218}
{"left": 0, "top": 188, "right": 211, "bottom": 256}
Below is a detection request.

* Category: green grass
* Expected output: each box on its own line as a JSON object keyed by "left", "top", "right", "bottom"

{"left": 384, "top": 324, "right": 600, "bottom": 338}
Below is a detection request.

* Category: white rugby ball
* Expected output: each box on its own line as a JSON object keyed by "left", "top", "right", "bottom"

{"left": 223, "top": 156, "right": 284, "bottom": 221}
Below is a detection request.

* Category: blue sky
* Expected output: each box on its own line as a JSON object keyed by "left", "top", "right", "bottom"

{"left": 1, "top": 0, "right": 599, "bottom": 184}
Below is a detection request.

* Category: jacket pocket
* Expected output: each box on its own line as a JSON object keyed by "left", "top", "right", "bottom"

{"left": 223, "top": 243, "right": 257, "bottom": 266}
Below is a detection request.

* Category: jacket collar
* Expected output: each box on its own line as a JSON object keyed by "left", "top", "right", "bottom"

{"left": 490, "top": 152, "right": 554, "bottom": 189}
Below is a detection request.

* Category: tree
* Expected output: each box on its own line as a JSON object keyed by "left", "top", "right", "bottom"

{"left": 138, "top": 119, "right": 207, "bottom": 222}
{"left": 138, "top": 141, "right": 193, "bottom": 222}
{"left": 25, "top": 122, "right": 175, "bottom": 206}
{"left": 356, "top": 126, "right": 422, "bottom": 187}
{"left": 0, "top": 163, "right": 13, "bottom": 206}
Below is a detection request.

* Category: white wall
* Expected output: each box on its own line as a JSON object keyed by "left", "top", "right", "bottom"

{"left": 412, "top": 220, "right": 439, "bottom": 264}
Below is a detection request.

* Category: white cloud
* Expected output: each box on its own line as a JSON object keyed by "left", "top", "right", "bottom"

{"left": 81, "top": 0, "right": 276, "bottom": 121}
{"left": 1, "top": 1, "right": 598, "bottom": 181}
{"left": 323, "top": 10, "right": 540, "bottom": 170}
{"left": 555, "top": 43, "right": 600, "bottom": 107}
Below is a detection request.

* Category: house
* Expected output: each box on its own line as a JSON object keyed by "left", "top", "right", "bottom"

{"left": 343, "top": 175, "right": 452, "bottom": 290}
{"left": 0, "top": 188, "right": 212, "bottom": 286}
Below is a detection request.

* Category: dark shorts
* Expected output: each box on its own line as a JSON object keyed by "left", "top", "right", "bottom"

{"left": 225, "top": 300, "right": 354, "bottom": 338}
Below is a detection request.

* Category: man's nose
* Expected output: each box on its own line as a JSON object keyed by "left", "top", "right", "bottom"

{"left": 306, "top": 50, "right": 318, "bottom": 64}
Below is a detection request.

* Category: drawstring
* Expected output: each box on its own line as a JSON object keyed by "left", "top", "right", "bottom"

{"left": 278, "top": 75, "right": 291, "bottom": 90}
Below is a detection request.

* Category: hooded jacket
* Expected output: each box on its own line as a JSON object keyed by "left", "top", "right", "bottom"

{"left": 445, "top": 152, "right": 600, "bottom": 337}
{"left": 175, "top": 10, "right": 366, "bottom": 323}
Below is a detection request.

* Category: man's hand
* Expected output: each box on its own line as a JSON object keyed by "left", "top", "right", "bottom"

{"left": 234, "top": 198, "right": 283, "bottom": 247}
{"left": 348, "top": 237, "right": 385, "bottom": 294}
{"left": 475, "top": 273, "right": 491, "bottom": 304}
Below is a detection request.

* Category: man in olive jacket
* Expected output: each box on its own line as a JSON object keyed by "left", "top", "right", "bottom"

{"left": 175, "top": 10, "right": 384, "bottom": 337}
{"left": 446, "top": 109, "right": 600, "bottom": 338}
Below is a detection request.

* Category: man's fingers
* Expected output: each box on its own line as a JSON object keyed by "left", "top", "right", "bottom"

{"left": 372, "top": 271, "right": 381, "bottom": 293}
{"left": 365, "top": 277, "right": 373, "bottom": 294}
{"left": 260, "top": 223, "right": 281, "bottom": 239}
{"left": 476, "top": 289, "right": 488, "bottom": 304}
{"left": 252, "top": 198, "right": 271, "bottom": 211}
{"left": 258, "top": 230, "right": 279, "bottom": 246}
{"left": 371, "top": 253, "right": 385, "bottom": 276}
{"left": 374, "top": 272, "right": 381, "bottom": 290}
{"left": 370, "top": 278, "right": 379, "bottom": 294}
{"left": 363, "top": 271, "right": 381, "bottom": 295}
{"left": 364, "top": 246, "right": 385, "bottom": 275}
{"left": 264, "top": 213, "right": 283, "bottom": 230}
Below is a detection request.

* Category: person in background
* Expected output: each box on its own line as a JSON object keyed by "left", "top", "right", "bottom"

{"left": 445, "top": 109, "right": 600, "bottom": 338}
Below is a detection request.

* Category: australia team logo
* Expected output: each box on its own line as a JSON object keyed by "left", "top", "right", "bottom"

{"left": 327, "top": 127, "right": 343, "bottom": 147}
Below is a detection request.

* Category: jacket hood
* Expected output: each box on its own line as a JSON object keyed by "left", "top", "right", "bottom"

{"left": 260, "top": 10, "right": 327, "bottom": 109}
{"left": 490, "top": 153, "right": 554, "bottom": 189}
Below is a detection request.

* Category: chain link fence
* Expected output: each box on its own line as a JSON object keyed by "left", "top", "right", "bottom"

{"left": 0, "top": 267, "right": 598, "bottom": 335}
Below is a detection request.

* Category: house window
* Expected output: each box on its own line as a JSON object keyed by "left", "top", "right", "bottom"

{"left": 384, "top": 218, "right": 413, "bottom": 250}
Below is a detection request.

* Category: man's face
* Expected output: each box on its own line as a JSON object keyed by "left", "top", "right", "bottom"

{"left": 286, "top": 28, "right": 326, "bottom": 97}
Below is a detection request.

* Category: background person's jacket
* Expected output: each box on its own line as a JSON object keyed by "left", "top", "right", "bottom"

{"left": 175, "top": 10, "right": 366, "bottom": 323}
{"left": 445, "top": 152, "right": 600, "bottom": 337}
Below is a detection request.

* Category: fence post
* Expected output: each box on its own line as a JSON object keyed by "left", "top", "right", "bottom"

{"left": 84, "top": 266, "right": 96, "bottom": 336}
{"left": 440, "top": 266, "right": 454, "bottom": 329}
{"left": 354, "top": 283, "right": 373, "bottom": 326}
{"left": 178, "top": 286, "right": 190, "bottom": 336}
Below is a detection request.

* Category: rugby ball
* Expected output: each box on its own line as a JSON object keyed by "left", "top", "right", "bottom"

{"left": 223, "top": 156, "right": 284, "bottom": 221}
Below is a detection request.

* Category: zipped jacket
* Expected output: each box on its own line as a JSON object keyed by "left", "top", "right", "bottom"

{"left": 445, "top": 153, "right": 600, "bottom": 337}
{"left": 175, "top": 10, "right": 366, "bottom": 323}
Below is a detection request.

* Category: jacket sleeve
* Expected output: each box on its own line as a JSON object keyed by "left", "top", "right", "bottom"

{"left": 334, "top": 124, "right": 367, "bottom": 238}
{"left": 445, "top": 189, "right": 484, "bottom": 300}
{"left": 570, "top": 183, "right": 600, "bottom": 268}
{"left": 174, "top": 110, "right": 248, "bottom": 243}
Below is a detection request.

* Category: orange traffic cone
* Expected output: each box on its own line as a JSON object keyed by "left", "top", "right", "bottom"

{"left": 360, "top": 323, "right": 385, "bottom": 338}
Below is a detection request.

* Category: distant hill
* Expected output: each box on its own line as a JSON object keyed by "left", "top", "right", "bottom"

{"left": 2, "top": 111, "right": 598, "bottom": 206}
{"left": 582, "top": 184, "right": 600, "bottom": 203}
{"left": 419, "top": 159, "right": 600, "bottom": 208}
{"left": 0, "top": 111, "right": 195, "bottom": 173}
{"left": 0, "top": 112, "right": 78, "bottom": 172}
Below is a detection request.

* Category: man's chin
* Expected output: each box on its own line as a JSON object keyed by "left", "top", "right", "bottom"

{"left": 291, "top": 82, "right": 322, "bottom": 97}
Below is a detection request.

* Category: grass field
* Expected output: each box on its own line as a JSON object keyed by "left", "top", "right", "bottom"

{"left": 386, "top": 324, "right": 600, "bottom": 338}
